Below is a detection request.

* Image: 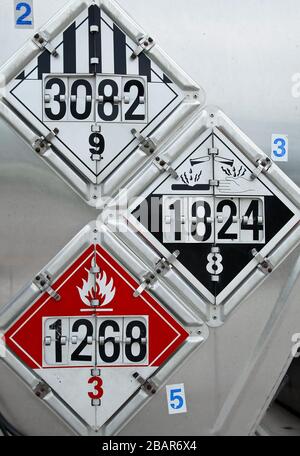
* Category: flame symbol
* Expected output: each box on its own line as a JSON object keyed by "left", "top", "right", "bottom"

{"left": 77, "top": 259, "right": 116, "bottom": 307}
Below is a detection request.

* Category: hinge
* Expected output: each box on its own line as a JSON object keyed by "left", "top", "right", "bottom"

{"left": 131, "top": 128, "right": 157, "bottom": 155}
{"left": 208, "top": 147, "right": 219, "bottom": 156}
{"left": 153, "top": 156, "right": 179, "bottom": 179}
{"left": 33, "top": 272, "right": 61, "bottom": 301}
{"left": 32, "top": 32, "right": 58, "bottom": 57}
{"left": 32, "top": 128, "right": 59, "bottom": 154}
{"left": 252, "top": 249, "right": 273, "bottom": 275}
{"left": 131, "top": 34, "right": 155, "bottom": 59}
{"left": 209, "top": 179, "right": 219, "bottom": 187}
{"left": 251, "top": 157, "right": 272, "bottom": 180}
{"left": 90, "top": 124, "right": 103, "bottom": 161}
{"left": 133, "top": 251, "right": 180, "bottom": 297}
{"left": 207, "top": 246, "right": 223, "bottom": 282}
{"left": 87, "top": 259, "right": 102, "bottom": 307}
{"left": 132, "top": 372, "right": 157, "bottom": 395}
{"left": 90, "top": 369, "right": 102, "bottom": 407}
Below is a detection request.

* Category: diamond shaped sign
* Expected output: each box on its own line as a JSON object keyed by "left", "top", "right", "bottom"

{"left": 0, "top": 222, "right": 206, "bottom": 435}
{"left": 0, "top": 0, "right": 204, "bottom": 205}
{"left": 124, "top": 107, "right": 300, "bottom": 322}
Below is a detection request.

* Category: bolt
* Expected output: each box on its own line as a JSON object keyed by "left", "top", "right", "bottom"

{"left": 53, "top": 128, "right": 59, "bottom": 135}
{"left": 156, "top": 269, "right": 161, "bottom": 274}
{"left": 268, "top": 268, "right": 272, "bottom": 273}
{"left": 144, "top": 41, "right": 149, "bottom": 47}
{"left": 36, "top": 276, "right": 40, "bottom": 281}
{"left": 40, "top": 280, "right": 46, "bottom": 287}
{"left": 39, "top": 38, "right": 44, "bottom": 44}
{"left": 160, "top": 160, "right": 166, "bottom": 166}
{"left": 34, "top": 33, "right": 39, "bottom": 39}
{"left": 148, "top": 37, "right": 153, "bottom": 43}
{"left": 35, "top": 147, "right": 40, "bottom": 153}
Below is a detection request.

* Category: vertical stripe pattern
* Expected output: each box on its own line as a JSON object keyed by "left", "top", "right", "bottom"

{"left": 38, "top": 50, "right": 51, "bottom": 80}
{"left": 89, "top": 5, "right": 102, "bottom": 73}
{"left": 63, "top": 23, "right": 77, "bottom": 73}
{"left": 32, "top": 7, "right": 173, "bottom": 84}
{"left": 138, "top": 53, "right": 152, "bottom": 82}
{"left": 113, "top": 24, "right": 126, "bottom": 75}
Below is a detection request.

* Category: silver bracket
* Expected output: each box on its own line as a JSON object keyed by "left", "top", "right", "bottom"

{"left": 208, "top": 147, "right": 219, "bottom": 156}
{"left": 153, "top": 156, "right": 179, "bottom": 179}
{"left": 32, "top": 128, "right": 59, "bottom": 154}
{"left": 131, "top": 34, "right": 155, "bottom": 59}
{"left": 90, "top": 368, "right": 102, "bottom": 406}
{"left": 133, "top": 251, "right": 180, "bottom": 297}
{"left": 209, "top": 246, "right": 222, "bottom": 282}
{"left": 251, "top": 157, "right": 272, "bottom": 180}
{"left": 209, "top": 179, "right": 219, "bottom": 187}
{"left": 33, "top": 382, "right": 51, "bottom": 399}
{"left": 252, "top": 249, "right": 273, "bottom": 275}
{"left": 131, "top": 128, "right": 157, "bottom": 155}
{"left": 132, "top": 372, "right": 157, "bottom": 395}
{"left": 90, "top": 124, "right": 103, "bottom": 161}
{"left": 33, "top": 272, "right": 61, "bottom": 301}
{"left": 32, "top": 32, "right": 58, "bottom": 57}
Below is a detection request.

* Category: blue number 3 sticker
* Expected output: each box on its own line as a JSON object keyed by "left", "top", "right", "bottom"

{"left": 16, "top": 2, "right": 32, "bottom": 25}
{"left": 273, "top": 137, "right": 287, "bottom": 158}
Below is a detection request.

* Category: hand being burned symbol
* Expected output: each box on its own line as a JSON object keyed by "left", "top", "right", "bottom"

{"left": 180, "top": 168, "right": 202, "bottom": 186}
{"left": 219, "top": 165, "right": 252, "bottom": 193}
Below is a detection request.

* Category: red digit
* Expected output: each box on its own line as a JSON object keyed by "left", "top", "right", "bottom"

{"left": 88, "top": 376, "right": 103, "bottom": 400}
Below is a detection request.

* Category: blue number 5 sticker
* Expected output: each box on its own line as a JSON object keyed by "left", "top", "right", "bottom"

{"left": 15, "top": 1, "right": 33, "bottom": 28}
{"left": 272, "top": 135, "right": 288, "bottom": 161}
{"left": 166, "top": 384, "right": 187, "bottom": 414}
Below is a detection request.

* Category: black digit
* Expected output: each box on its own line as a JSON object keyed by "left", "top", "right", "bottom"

{"left": 191, "top": 200, "right": 212, "bottom": 242}
{"left": 170, "top": 200, "right": 182, "bottom": 241}
{"left": 89, "top": 133, "right": 105, "bottom": 161}
{"left": 49, "top": 319, "right": 62, "bottom": 363}
{"left": 70, "top": 79, "right": 92, "bottom": 120}
{"left": 217, "top": 200, "right": 238, "bottom": 240}
{"left": 125, "top": 321, "right": 147, "bottom": 363}
{"left": 71, "top": 319, "right": 93, "bottom": 362}
{"left": 241, "top": 200, "right": 263, "bottom": 241}
{"left": 45, "top": 78, "right": 66, "bottom": 120}
{"left": 124, "top": 80, "right": 145, "bottom": 121}
{"left": 98, "top": 79, "right": 119, "bottom": 121}
{"left": 98, "top": 320, "right": 120, "bottom": 363}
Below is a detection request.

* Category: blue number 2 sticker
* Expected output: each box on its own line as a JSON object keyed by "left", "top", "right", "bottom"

{"left": 15, "top": 1, "right": 33, "bottom": 28}
{"left": 166, "top": 384, "right": 187, "bottom": 415}
{"left": 272, "top": 134, "right": 288, "bottom": 162}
